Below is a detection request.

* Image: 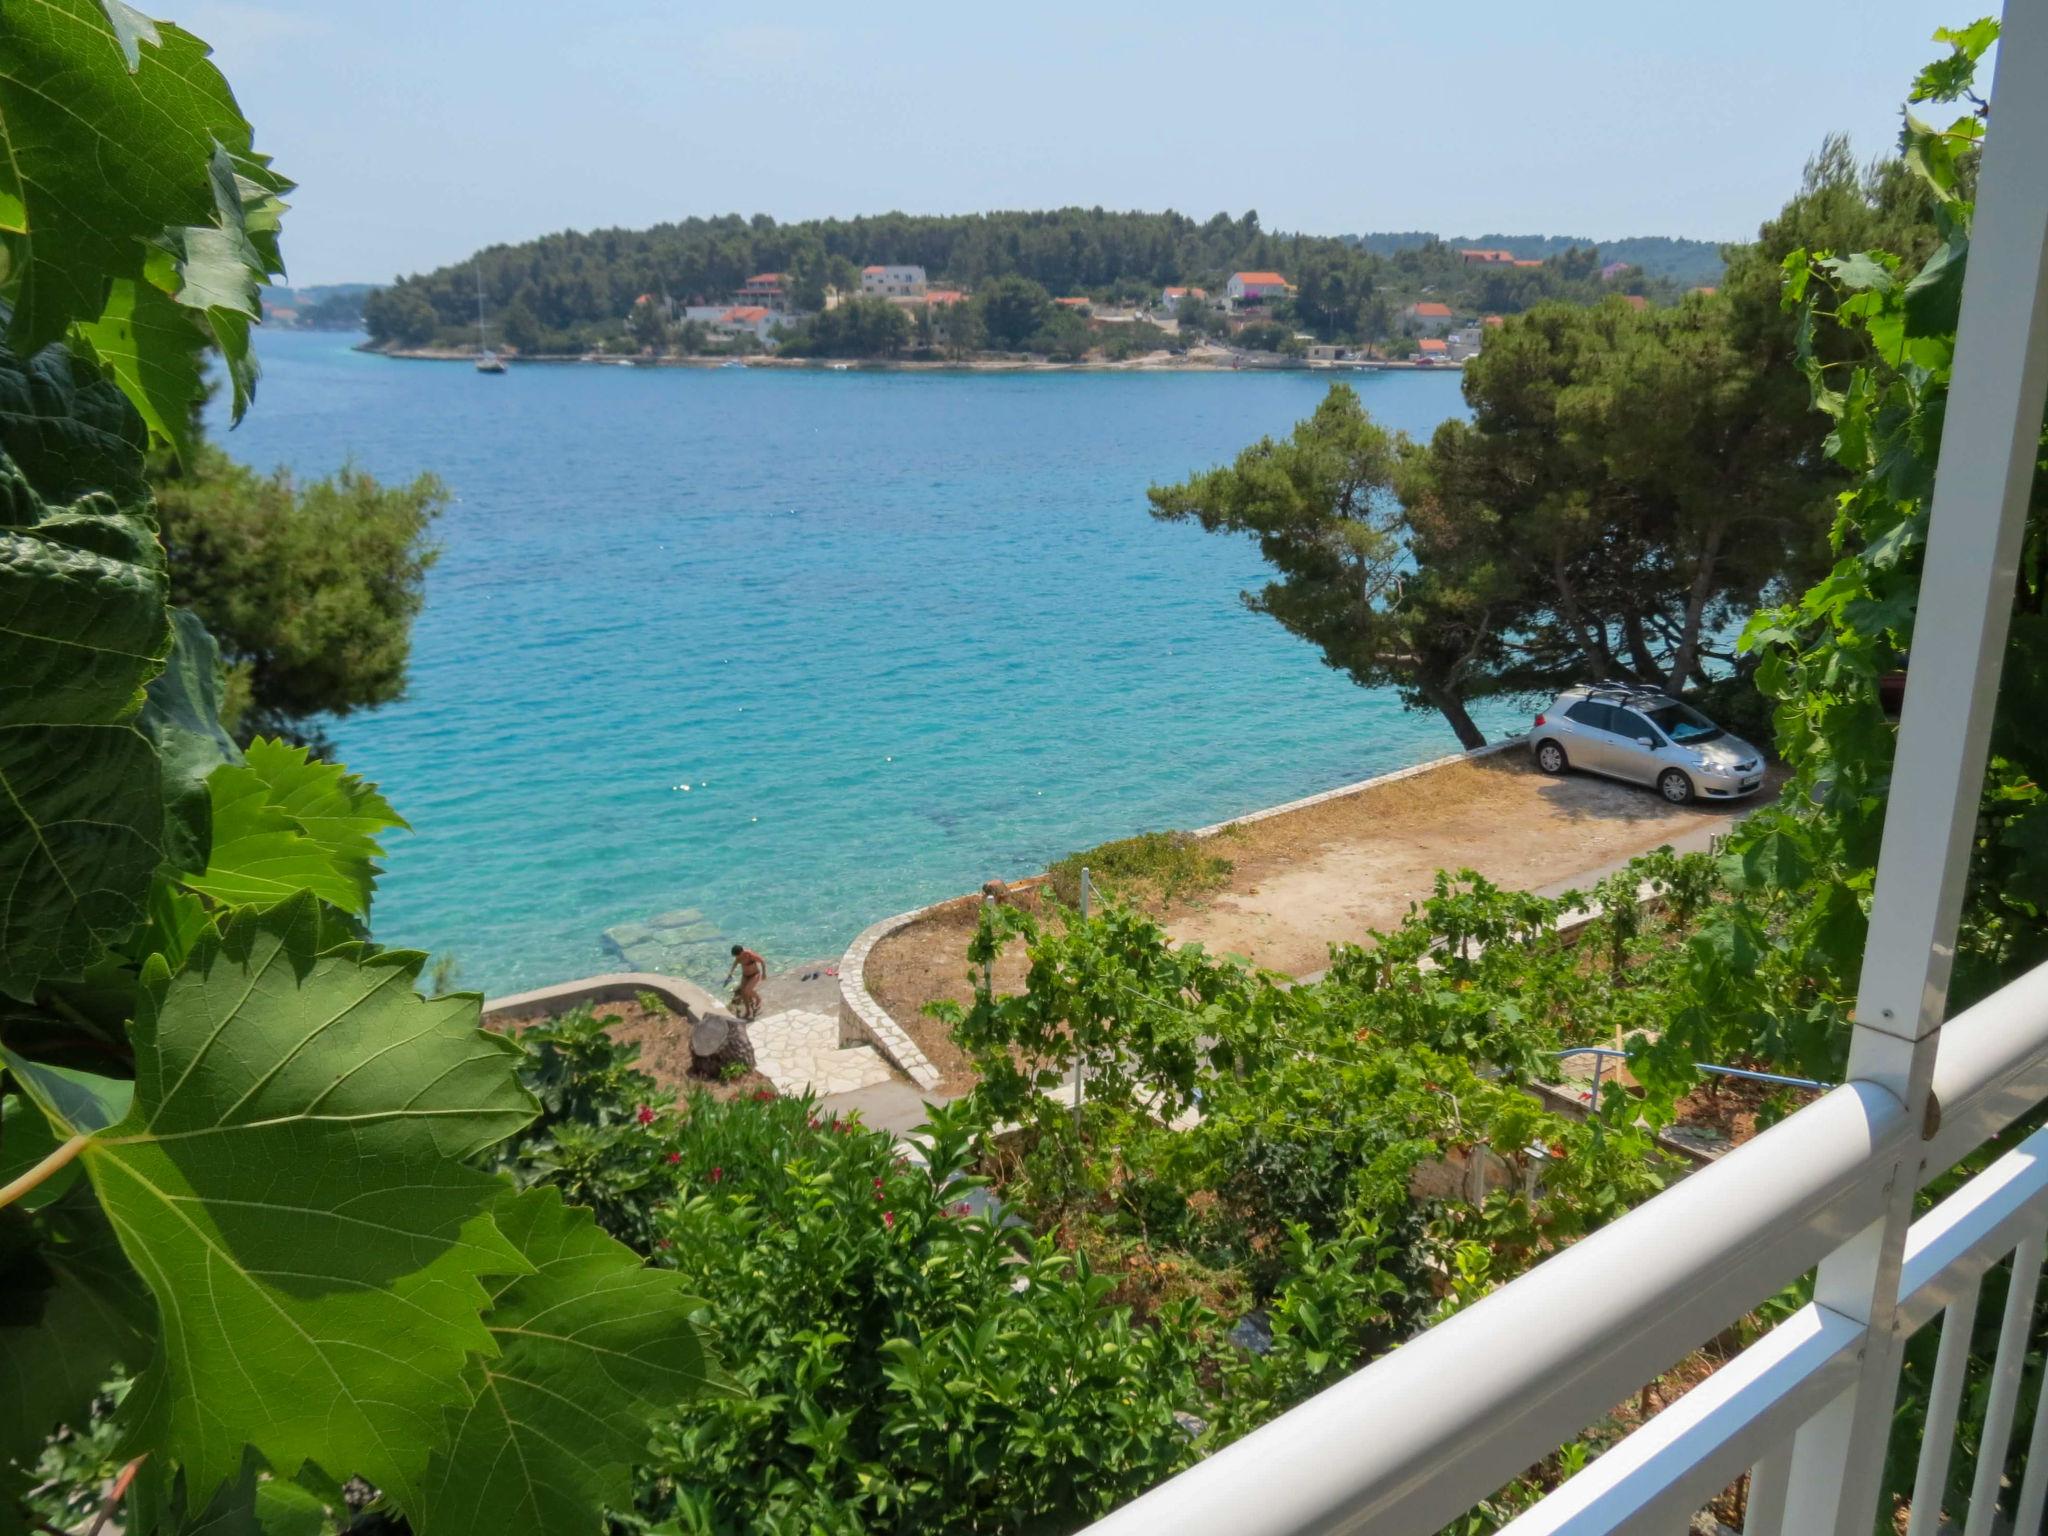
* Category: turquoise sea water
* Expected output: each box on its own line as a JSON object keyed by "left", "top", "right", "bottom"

{"left": 211, "top": 335, "right": 1513, "bottom": 995}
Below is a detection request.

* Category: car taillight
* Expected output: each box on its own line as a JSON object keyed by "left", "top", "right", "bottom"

{"left": 1533, "top": 714, "right": 1546, "bottom": 727}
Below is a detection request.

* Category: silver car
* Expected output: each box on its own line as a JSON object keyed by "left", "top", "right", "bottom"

{"left": 1528, "top": 684, "right": 1764, "bottom": 805}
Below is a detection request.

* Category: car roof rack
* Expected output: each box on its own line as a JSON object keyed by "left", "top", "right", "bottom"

{"left": 1581, "top": 680, "right": 1674, "bottom": 706}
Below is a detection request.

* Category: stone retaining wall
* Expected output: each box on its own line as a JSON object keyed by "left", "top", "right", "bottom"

{"left": 838, "top": 911, "right": 945, "bottom": 1090}
{"left": 483, "top": 970, "right": 723, "bottom": 1025}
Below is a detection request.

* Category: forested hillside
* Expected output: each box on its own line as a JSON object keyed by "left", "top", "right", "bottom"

{"left": 361, "top": 208, "right": 1686, "bottom": 354}
{"left": 1349, "top": 231, "right": 1725, "bottom": 285}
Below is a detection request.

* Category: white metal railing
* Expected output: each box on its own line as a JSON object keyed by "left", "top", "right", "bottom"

{"left": 1079, "top": 0, "right": 2048, "bottom": 1529}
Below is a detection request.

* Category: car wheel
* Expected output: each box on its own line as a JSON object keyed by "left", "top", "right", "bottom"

{"left": 1535, "top": 740, "right": 1569, "bottom": 775}
{"left": 1658, "top": 768, "right": 1695, "bottom": 805}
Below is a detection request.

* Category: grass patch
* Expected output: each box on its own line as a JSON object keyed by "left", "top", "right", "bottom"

{"left": 1046, "top": 830, "right": 1233, "bottom": 911}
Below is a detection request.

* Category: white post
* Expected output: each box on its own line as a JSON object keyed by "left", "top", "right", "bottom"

{"left": 1784, "top": 7, "right": 2048, "bottom": 1530}
{"left": 1075, "top": 867, "right": 1090, "bottom": 1128}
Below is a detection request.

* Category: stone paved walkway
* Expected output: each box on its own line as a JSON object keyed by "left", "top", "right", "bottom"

{"left": 751, "top": 1008, "right": 899, "bottom": 1097}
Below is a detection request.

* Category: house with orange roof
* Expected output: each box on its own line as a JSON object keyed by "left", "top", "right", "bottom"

{"left": 712, "top": 304, "right": 781, "bottom": 344}
{"left": 1482, "top": 314, "right": 1506, "bottom": 328}
{"left": 1405, "top": 299, "right": 1456, "bottom": 335}
{"left": 860, "top": 264, "right": 927, "bottom": 298}
{"left": 1459, "top": 249, "right": 1517, "bottom": 264}
{"left": 1053, "top": 296, "right": 1092, "bottom": 311}
{"left": 1511, "top": 258, "right": 1544, "bottom": 268}
{"left": 1225, "top": 271, "right": 1290, "bottom": 308}
{"left": 1415, "top": 337, "right": 1450, "bottom": 364}
{"left": 1160, "top": 284, "right": 1209, "bottom": 314}
{"left": 735, "top": 273, "right": 791, "bottom": 311}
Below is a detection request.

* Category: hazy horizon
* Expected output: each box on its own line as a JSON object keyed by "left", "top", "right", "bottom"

{"left": 192, "top": 0, "right": 1969, "bottom": 286}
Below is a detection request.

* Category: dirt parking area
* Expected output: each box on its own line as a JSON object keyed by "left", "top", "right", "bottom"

{"left": 865, "top": 751, "right": 1775, "bottom": 1087}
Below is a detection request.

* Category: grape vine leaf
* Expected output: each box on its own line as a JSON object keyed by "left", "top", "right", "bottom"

{"left": 0, "top": 339, "right": 150, "bottom": 505}
{"left": 0, "top": 447, "right": 169, "bottom": 999}
{"left": 0, "top": 1184, "right": 155, "bottom": 1519}
{"left": 406, "top": 1187, "right": 737, "bottom": 1536}
{"left": 0, "top": 0, "right": 288, "bottom": 449}
{"left": 183, "top": 739, "right": 405, "bottom": 915}
{"left": 141, "top": 610, "right": 241, "bottom": 880}
{"left": 74, "top": 279, "right": 206, "bottom": 461}
{"left": 7, "top": 895, "right": 539, "bottom": 1506}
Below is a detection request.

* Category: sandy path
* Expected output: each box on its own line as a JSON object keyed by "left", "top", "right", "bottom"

{"left": 863, "top": 750, "right": 1774, "bottom": 1086}
{"left": 1164, "top": 752, "right": 1762, "bottom": 975}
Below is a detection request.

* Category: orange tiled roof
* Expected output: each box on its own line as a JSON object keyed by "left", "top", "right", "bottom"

{"left": 1231, "top": 271, "right": 1287, "bottom": 286}
{"left": 1411, "top": 301, "right": 1454, "bottom": 318}
{"left": 1417, "top": 337, "right": 1449, "bottom": 352}
{"left": 1482, "top": 314, "right": 1506, "bottom": 327}
{"left": 1512, "top": 259, "right": 1544, "bottom": 268}
{"left": 723, "top": 306, "right": 771, "bottom": 322}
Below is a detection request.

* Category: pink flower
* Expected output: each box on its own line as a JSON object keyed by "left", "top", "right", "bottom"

{"left": 882, "top": 1211, "right": 895, "bottom": 1228}
{"left": 954, "top": 1202, "right": 971, "bottom": 1217}
{"left": 636, "top": 1105, "right": 655, "bottom": 1125}
{"left": 709, "top": 1166, "right": 724, "bottom": 1183}
{"left": 753, "top": 1089, "right": 776, "bottom": 1102}
{"left": 667, "top": 1151, "right": 681, "bottom": 1164}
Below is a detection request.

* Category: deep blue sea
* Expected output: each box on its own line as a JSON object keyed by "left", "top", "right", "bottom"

{"left": 209, "top": 334, "right": 1510, "bottom": 995}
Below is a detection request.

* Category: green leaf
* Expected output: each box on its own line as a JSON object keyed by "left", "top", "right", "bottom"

{"left": 1823, "top": 253, "right": 1897, "bottom": 295}
{"left": 14, "top": 895, "right": 537, "bottom": 1506}
{"left": 1903, "top": 237, "right": 1968, "bottom": 341}
{"left": 184, "top": 738, "right": 405, "bottom": 915}
{"left": 0, "top": 0, "right": 288, "bottom": 440}
{"left": 141, "top": 609, "right": 240, "bottom": 879}
{"left": 0, "top": 338, "right": 149, "bottom": 505}
{"left": 0, "top": 443, "right": 169, "bottom": 998}
{"left": 0, "top": 1184, "right": 155, "bottom": 1486}
{"left": 74, "top": 279, "right": 205, "bottom": 463}
{"left": 408, "top": 1187, "right": 736, "bottom": 1535}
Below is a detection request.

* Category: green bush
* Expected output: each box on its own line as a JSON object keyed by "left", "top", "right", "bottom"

{"left": 1045, "top": 829, "right": 1232, "bottom": 908}
{"left": 640, "top": 1098, "right": 1206, "bottom": 1535}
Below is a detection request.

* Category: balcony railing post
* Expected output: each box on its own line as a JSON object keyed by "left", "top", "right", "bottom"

{"left": 1782, "top": 5, "right": 2048, "bottom": 1530}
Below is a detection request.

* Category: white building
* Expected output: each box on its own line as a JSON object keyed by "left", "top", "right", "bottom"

{"left": 1160, "top": 285, "right": 1209, "bottom": 314}
{"left": 1224, "top": 271, "right": 1290, "bottom": 308}
{"left": 860, "top": 264, "right": 927, "bottom": 297}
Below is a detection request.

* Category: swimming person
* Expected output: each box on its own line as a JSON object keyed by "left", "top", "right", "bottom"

{"left": 725, "top": 943, "right": 766, "bottom": 1020}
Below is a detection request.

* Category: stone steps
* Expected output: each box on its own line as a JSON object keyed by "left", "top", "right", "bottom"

{"left": 750, "top": 1008, "right": 899, "bottom": 1097}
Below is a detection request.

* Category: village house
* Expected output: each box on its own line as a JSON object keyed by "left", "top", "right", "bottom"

{"left": 1416, "top": 336, "right": 1450, "bottom": 363}
{"left": 1405, "top": 299, "right": 1456, "bottom": 334}
{"left": 1224, "top": 271, "right": 1290, "bottom": 309}
{"left": 705, "top": 305, "right": 781, "bottom": 344}
{"left": 1159, "top": 285, "right": 1208, "bottom": 313}
{"left": 735, "top": 273, "right": 791, "bottom": 311}
{"left": 1459, "top": 248, "right": 1517, "bottom": 264}
{"left": 1599, "top": 260, "right": 1632, "bottom": 282}
{"left": 860, "top": 264, "right": 927, "bottom": 297}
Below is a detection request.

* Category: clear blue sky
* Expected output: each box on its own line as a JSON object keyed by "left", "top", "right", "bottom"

{"left": 188, "top": 0, "right": 1975, "bottom": 287}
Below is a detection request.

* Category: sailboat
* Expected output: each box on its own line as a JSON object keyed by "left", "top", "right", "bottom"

{"left": 474, "top": 265, "right": 506, "bottom": 373}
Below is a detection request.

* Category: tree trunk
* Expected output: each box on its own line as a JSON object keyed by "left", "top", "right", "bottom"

{"left": 690, "top": 1012, "right": 756, "bottom": 1078}
{"left": 1666, "top": 528, "right": 1725, "bottom": 694}
{"left": 1424, "top": 684, "right": 1488, "bottom": 750}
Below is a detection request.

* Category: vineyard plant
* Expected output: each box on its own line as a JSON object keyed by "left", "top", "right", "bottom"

{"left": 0, "top": 8, "right": 730, "bottom": 1534}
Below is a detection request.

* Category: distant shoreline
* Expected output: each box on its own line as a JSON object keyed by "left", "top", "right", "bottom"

{"left": 355, "top": 342, "right": 1460, "bottom": 375}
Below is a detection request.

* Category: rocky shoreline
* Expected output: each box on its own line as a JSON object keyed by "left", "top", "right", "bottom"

{"left": 356, "top": 341, "right": 1453, "bottom": 374}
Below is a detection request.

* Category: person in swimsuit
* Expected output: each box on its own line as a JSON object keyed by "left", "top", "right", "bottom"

{"left": 725, "top": 944, "right": 766, "bottom": 1020}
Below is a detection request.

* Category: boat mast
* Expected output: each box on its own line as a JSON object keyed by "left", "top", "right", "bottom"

{"left": 475, "top": 263, "right": 488, "bottom": 354}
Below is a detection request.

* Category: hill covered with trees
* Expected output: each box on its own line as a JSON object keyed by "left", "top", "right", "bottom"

{"left": 362, "top": 208, "right": 1689, "bottom": 357}
{"left": 1349, "top": 232, "right": 1725, "bottom": 286}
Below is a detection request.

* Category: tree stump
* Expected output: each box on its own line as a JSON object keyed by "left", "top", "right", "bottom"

{"left": 689, "top": 1012, "right": 756, "bottom": 1078}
